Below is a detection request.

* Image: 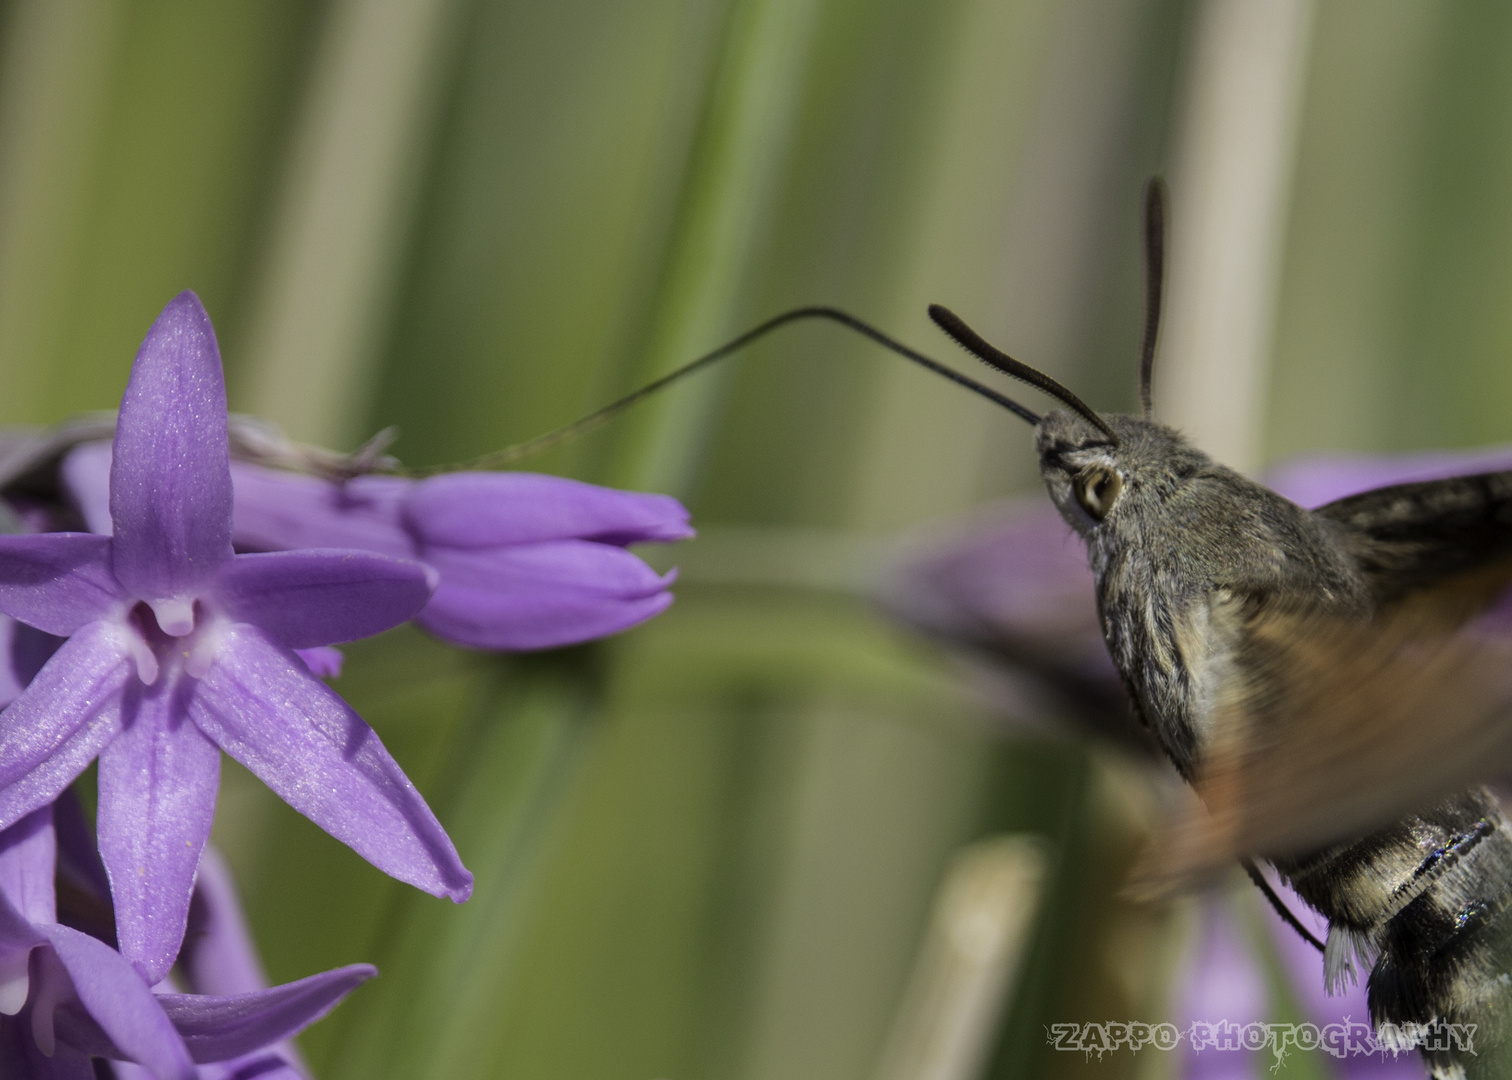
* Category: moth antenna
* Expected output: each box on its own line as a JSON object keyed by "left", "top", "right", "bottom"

{"left": 927, "top": 304, "right": 1120, "bottom": 447}
{"left": 1240, "top": 857, "right": 1325, "bottom": 954}
{"left": 1138, "top": 177, "right": 1166, "bottom": 419}
{"left": 409, "top": 307, "right": 1040, "bottom": 476}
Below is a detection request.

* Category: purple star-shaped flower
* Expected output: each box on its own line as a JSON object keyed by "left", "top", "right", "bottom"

{"left": 0, "top": 805, "right": 374, "bottom": 1080}
{"left": 0, "top": 293, "right": 471, "bottom": 984}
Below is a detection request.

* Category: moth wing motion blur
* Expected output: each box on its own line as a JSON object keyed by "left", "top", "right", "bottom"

{"left": 1134, "top": 569, "right": 1512, "bottom": 892}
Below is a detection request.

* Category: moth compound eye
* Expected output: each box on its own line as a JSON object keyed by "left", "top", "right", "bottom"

{"left": 1073, "top": 467, "right": 1123, "bottom": 521}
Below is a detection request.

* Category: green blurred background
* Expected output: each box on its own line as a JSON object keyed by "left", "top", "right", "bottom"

{"left": 0, "top": 1, "right": 1509, "bottom": 1077}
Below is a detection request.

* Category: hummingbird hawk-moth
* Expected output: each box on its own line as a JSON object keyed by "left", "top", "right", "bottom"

{"left": 915, "top": 181, "right": 1512, "bottom": 1080}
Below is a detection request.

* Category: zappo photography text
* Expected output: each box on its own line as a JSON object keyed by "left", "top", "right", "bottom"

{"left": 1046, "top": 1019, "right": 1477, "bottom": 1066}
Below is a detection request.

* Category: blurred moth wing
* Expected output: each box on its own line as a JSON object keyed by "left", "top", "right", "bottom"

{"left": 1133, "top": 575, "right": 1512, "bottom": 895}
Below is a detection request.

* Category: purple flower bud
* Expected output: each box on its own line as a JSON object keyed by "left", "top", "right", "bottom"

{"left": 229, "top": 465, "right": 692, "bottom": 652}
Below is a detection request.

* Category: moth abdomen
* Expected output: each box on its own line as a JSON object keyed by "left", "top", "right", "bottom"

{"left": 1272, "top": 790, "right": 1512, "bottom": 1076}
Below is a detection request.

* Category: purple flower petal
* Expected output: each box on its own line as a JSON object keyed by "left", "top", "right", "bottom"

{"left": 875, "top": 500, "right": 1168, "bottom": 756}
{"left": 0, "top": 622, "right": 130, "bottom": 829}
{"left": 109, "top": 293, "right": 233, "bottom": 600}
{"left": 60, "top": 442, "right": 111, "bottom": 536}
{"left": 229, "top": 466, "right": 411, "bottom": 557}
{"left": 1266, "top": 444, "right": 1512, "bottom": 509}
{"left": 0, "top": 807, "right": 55, "bottom": 925}
{"left": 156, "top": 964, "right": 374, "bottom": 1064}
{"left": 180, "top": 849, "right": 267, "bottom": 997}
{"left": 177, "top": 852, "right": 319, "bottom": 1079}
{"left": 196, "top": 1056, "right": 305, "bottom": 1080}
{"left": 0, "top": 621, "right": 66, "bottom": 712}
{"left": 196, "top": 1058, "right": 304, "bottom": 1080}
{"left": 188, "top": 624, "right": 471, "bottom": 901}
{"left": 1177, "top": 898, "right": 1270, "bottom": 1078}
{"left": 0, "top": 534, "right": 121, "bottom": 636}
{"left": 0, "top": 884, "right": 43, "bottom": 956}
{"left": 0, "top": 1026, "right": 94, "bottom": 1079}
{"left": 293, "top": 646, "right": 343, "bottom": 680}
{"left": 418, "top": 541, "right": 676, "bottom": 650}
{"left": 0, "top": 1021, "right": 22, "bottom": 1076}
{"left": 0, "top": 887, "right": 39, "bottom": 1027}
{"left": 41, "top": 923, "right": 195, "bottom": 1080}
{"left": 0, "top": 621, "right": 36, "bottom": 714}
{"left": 878, "top": 500, "right": 1108, "bottom": 672}
{"left": 45, "top": 1047, "right": 99, "bottom": 1078}
{"left": 403, "top": 472, "right": 694, "bottom": 547}
{"left": 211, "top": 550, "right": 435, "bottom": 649}
{"left": 98, "top": 677, "right": 221, "bottom": 985}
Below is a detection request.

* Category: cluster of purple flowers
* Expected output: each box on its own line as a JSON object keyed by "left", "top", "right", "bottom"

{"left": 0, "top": 293, "right": 692, "bottom": 1077}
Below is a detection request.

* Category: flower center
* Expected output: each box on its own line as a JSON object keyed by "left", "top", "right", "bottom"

{"left": 118, "top": 600, "right": 226, "bottom": 685}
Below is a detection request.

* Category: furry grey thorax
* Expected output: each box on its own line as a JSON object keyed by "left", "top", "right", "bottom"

{"left": 1036, "top": 410, "right": 1369, "bottom": 774}
{"left": 1036, "top": 409, "right": 1512, "bottom": 1079}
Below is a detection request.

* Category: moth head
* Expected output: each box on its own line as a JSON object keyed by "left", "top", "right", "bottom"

{"left": 1033, "top": 411, "right": 1201, "bottom": 537}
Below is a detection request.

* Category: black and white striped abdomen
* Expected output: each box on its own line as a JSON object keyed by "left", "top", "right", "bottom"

{"left": 1275, "top": 790, "right": 1512, "bottom": 1078}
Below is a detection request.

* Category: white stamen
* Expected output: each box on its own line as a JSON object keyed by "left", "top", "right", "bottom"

{"left": 104, "top": 622, "right": 159, "bottom": 686}
{"left": 129, "top": 636, "right": 159, "bottom": 686}
{"left": 0, "top": 949, "right": 28, "bottom": 1015}
{"left": 184, "top": 619, "right": 227, "bottom": 679}
{"left": 150, "top": 597, "right": 196, "bottom": 637}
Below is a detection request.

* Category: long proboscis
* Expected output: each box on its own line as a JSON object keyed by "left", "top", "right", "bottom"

{"left": 408, "top": 306, "right": 1040, "bottom": 475}
{"left": 926, "top": 304, "right": 1120, "bottom": 447}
